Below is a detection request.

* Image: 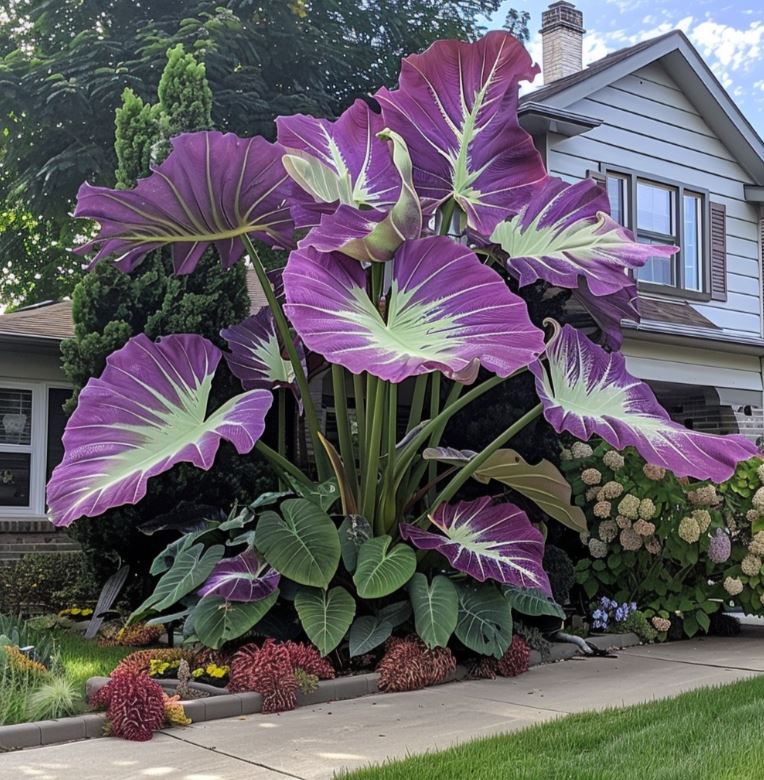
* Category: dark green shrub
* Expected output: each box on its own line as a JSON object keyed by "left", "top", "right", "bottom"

{"left": 0, "top": 553, "right": 99, "bottom": 615}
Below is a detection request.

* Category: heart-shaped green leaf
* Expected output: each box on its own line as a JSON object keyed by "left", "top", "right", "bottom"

{"left": 348, "top": 615, "right": 393, "bottom": 656}
{"left": 504, "top": 586, "right": 565, "bottom": 620}
{"left": 191, "top": 590, "right": 279, "bottom": 649}
{"left": 455, "top": 582, "right": 513, "bottom": 659}
{"left": 353, "top": 536, "right": 417, "bottom": 599}
{"left": 408, "top": 573, "right": 458, "bottom": 649}
{"left": 256, "top": 498, "right": 340, "bottom": 588}
{"left": 141, "top": 543, "right": 225, "bottom": 615}
{"left": 294, "top": 586, "right": 356, "bottom": 656}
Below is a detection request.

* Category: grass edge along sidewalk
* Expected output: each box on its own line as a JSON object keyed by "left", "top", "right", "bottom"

{"left": 340, "top": 674, "right": 764, "bottom": 780}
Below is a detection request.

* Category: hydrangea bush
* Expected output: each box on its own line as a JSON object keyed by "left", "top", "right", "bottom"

{"left": 566, "top": 442, "right": 764, "bottom": 637}
{"left": 46, "top": 32, "right": 756, "bottom": 659}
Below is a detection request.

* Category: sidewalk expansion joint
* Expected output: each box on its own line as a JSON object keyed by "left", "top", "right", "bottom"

{"left": 159, "top": 730, "right": 307, "bottom": 779}
{"left": 619, "top": 651, "right": 764, "bottom": 674}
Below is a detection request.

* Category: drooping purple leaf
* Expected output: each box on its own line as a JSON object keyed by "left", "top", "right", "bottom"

{"left": 283, "top": 235, "right": 545, "bottom": 383}
{"left": 301, "top": 129, "right": 422, "bottom": 262}
{"left": 375, "top": 31, "right": 546, "bottom": 236}
{"left": 531, "top": 323, "right": 758, "bottom": 481}
{"left": 74, "top": 132, "right": 294, "bottom": 274}
{"left": 197, "top": 549, "right": 280, "bottom": 602}
{"left": 221, "top": 310, "right": 306, "bottom": 396}
{"left": 493, "top": 177, "right": 677, "bottom": 297}
{"left": 276, "top": 99, "right": 400, "bottom": 229}
{"left": 572, "top": 279, "right": 640, "bottom": 350}
{"left": 47, "top": 334, "right": 272, "bottom": 527}
{"left": 400, "top": 496, "right": 551, "bottom": 595}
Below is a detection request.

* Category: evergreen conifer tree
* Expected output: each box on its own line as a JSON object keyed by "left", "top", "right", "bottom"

{"left": 60, "top": 47, "right": 274, "bottom": 595}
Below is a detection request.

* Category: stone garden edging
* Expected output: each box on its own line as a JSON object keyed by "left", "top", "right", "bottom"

{"left": 0, "top": 632, "right": 640, "bottom": 751}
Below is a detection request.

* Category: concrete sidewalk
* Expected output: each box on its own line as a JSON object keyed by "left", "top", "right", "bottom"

{"left": 3, "top": 627, "right": 763, "bottom": 780}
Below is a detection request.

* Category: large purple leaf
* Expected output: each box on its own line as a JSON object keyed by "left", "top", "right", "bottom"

{"left": 531, "top": 323, "right": 758, "bottom": 481}
{"left": 74, "top": 132, "right": 293, "bottom": 274}
{"left": 493, "top": 177, "right": 677, "bottom": 297}
{"left": 375, "top": 31, "right": 545, "bottom": 236}
{"left": 221, "top": 310, "right": 306, "bottom": 395}
{"left": 47, "top": 334, "right": 272, "bottom": 527}
{"left": 283, "top": 236, "right": 545, "bottom": 383}
{"left": 302, "top": 130, "right": 422, "bottom": 262}
{"left": 400, "top": 497, "right": 551, "bottom": 594}
{"left": 197, "top": 549, "right": 280, "bottom": 603}
{"left": 276, "top": 99, "right": 400, "bottom": 229}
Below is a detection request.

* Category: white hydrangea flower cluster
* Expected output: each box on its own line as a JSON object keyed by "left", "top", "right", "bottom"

{"left": 678, "top": 515, "right": 701, "bottom": 543}
{"left": 741, "top": 554, "right": 762, "bottom": 577}
{"left": 581, "top": 468, "right": 602, "bottom": 486}
{"left": 753, "top": 487, "right": 764, "bottom": 512}
{"left": 651, "top": 616, "right": 671, "bottom": 632}
{"left": 723, "top": 576, "right": 744, "bottom": 596}
{"left": 642, "top": 463, "right": 666, "bottom": 481}
{"left": 617, "top": 494, "right": 640, "bottom": 520}
{"left": 633, "top": 519, "right": 656, "bottom": 537}
{"left": 691, "top": 509, "right": 711, "bottom": 533}
{"left": 757, "top": 463, "right": 764, "bottom": 484}
{"left": 602, "top": 450, "right": 624, "bottom": 470}
{"left": 749, "top": 531, "right": 764, "bottom": 557}
{"left": 645, "top": 535, "right": 662, "bottom": 555}
{"left": 585, "top": 487, "right": 599, "bottom": 502}
{"left": 638, "top": 498, "right": 656, "bottom": 520}
{"left": 602, "top": 481, "right": 624, "bottom": 500}
{"left": 593, "top": 500, "right": 611, "bottom": 519}
{"left": 616, "top": 515, "right": 631, "bottom": 529}
{"left": 619, "top": 527, "right": 642, "bottom": 551}
{"left": 688, "top": 485, "right": 719, "bottom": 507}
{"left": 588, "top": 538, "right": 608, "bottom": 558}
{"left": 571, "top": 442, "right": 593, "bottom": 459}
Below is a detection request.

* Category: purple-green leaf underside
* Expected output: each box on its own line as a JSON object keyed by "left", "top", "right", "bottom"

{"left": 47, "top": 334, "right": 272, "bottom": 526}
{"left": 74, "top": 131, "right": 294, "bottom": 274}
{"left": 531, "top": 323, "right": 758, "bottom": 482}
{"left": 283, "top": 235, "right": 545, "bottom": 383}
{"left": 400, "top": 496, "right": 551, "bottom": 595}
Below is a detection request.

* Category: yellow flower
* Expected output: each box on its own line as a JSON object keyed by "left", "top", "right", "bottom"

{"left": 192, "top": 668, "right": 204, "bottom": 678}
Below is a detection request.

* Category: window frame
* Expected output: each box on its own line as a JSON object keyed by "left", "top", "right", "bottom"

{"left": 0, "top": 380, "right": 71, "bottom": 519}
{"left": 601, "top": 165, "right": 711, "bottom": 301}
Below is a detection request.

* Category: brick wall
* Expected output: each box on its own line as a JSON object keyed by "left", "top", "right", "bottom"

{"left": 0, "top": 519, "right": 80, "bottom": 563}
{"left": 654, "top": 386, "right": 764, "bottom": 441}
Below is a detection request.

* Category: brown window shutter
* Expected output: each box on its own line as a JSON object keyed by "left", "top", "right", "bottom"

{"left": 709, "top": 201, "right": 727, "bottom": 301}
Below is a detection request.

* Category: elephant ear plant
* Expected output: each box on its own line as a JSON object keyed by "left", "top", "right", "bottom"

{"left": 47, "top": 32, "right": 757, "bottom": 657}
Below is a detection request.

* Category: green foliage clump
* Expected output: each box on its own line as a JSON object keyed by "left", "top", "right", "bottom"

{"left": 566, "top": 441, "right": 764, "bottom": 638}
{"left": 26, "top": 675, "right": 82, "bottom": 721}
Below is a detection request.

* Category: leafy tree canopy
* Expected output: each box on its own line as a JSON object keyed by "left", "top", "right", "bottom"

{"left": 0, "top": 0, "right": 513, "bottom": 307}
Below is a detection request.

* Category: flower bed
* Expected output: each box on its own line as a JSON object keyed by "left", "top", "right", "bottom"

{"left": 565, "top": 443, "right": 764, "bottom": 637}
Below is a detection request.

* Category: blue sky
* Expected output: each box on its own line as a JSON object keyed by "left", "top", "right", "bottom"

{"left": 483, "top": 1, "right": 764, "bottom": 136}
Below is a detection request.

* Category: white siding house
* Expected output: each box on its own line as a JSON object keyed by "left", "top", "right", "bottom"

{"left": 523, "top": 3, "right": 764, "bottom": 439}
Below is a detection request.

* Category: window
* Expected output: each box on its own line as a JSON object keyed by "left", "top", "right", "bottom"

{"left": 0, "top": 383, "right": 71, "bottom": 517}
{"left": 604, "top": 170, "right": 708, "bottom": 296}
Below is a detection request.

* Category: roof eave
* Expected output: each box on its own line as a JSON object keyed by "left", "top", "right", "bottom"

{"left": 523, "top": 30, "right": 764, "bottom": 185}
{"left": 518, "top": 102, "right": 601, "bottom": 137}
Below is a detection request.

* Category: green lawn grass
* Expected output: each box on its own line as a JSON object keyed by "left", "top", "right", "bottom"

{"left": 0, "top": 630, "right": 133, "bottom": 724}
{"left": 341, "top": 675, "right": 764, "bottom": 780}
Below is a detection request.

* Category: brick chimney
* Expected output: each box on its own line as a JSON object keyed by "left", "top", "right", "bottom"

{"left": 540, "top": 1, "right": 585, "bottom": 84}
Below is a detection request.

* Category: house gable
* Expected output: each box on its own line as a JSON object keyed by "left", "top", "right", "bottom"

{"left": 533, "top": 57, "right": 763, "bottom": 341}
